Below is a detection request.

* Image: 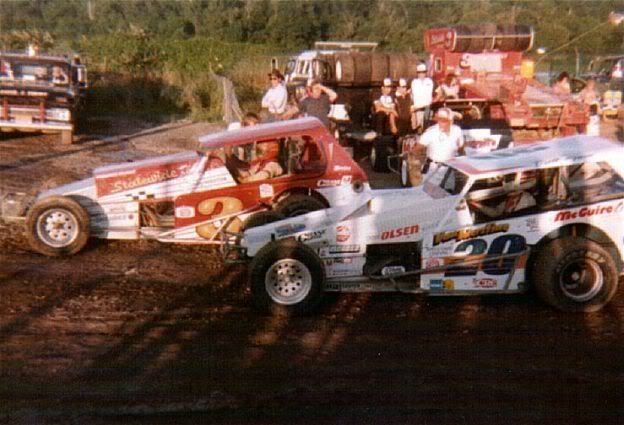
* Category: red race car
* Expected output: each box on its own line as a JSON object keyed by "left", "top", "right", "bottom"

{"left": 7, "top": 117, "right": 368, "bottom": 256}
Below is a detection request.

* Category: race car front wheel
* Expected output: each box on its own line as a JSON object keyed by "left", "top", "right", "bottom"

{"left": 249, "top": 239, "right": 324, "bottom": 315}
{"left": 26, "top": 196, "right": 90, "bottom": 257}
{"left": 531, "top": 237, "right": 618, "bottom": 312}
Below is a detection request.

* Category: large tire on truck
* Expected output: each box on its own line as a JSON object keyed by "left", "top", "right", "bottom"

{"left": 249, "top": 239, "right": 325, "bottom": 315}
{"left": 370, "top": 53, "right": 389, "bottom": 84}
{"left": 353, "top": 52, "right": 372, "bottom": 85}
{"left": 388, "top": 53, "right": 407, "bottom": 81}
{"left": 26, "top": 196, "right": 90, "bottom": 257}
{"left": 276, "top": 194, "right": 326, "bottom": 218}
{"left": 531, "top": 237, "right": 618, "bottom": 312}
{"left": 335, "top": 54, "right": 355, "bottom": 84}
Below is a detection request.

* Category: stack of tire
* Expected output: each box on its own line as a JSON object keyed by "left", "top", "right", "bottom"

{"left": 451, "top": 23, "right": 533, "bottom": 53}
{"left": 334, "top": 52, "right": 421, "bottom": 87}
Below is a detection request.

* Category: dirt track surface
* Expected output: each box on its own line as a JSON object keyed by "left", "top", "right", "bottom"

{"left": 1, "top": 120, "right": 623, "bottom": 424}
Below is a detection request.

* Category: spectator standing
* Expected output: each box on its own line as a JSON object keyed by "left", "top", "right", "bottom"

{"left": 578, "top": 78, "right": 599, "bottom": 106}
{"left": 417, "top": 107, "right": 464, "bottom": 174}
{"left": 394, "top": 78, "right": 412, "bottom": 136}
{"left": 297, "top": 78, "right": 337, "bottom": 128}
{"left": 410, "top": 63, "right": 434, "bottom": 134}
{"left": 261, "top": 69, "right": 288, "bottom": 121}
{"left": 373, "top": 78, "right": 398, "bottom": 134}
{"left": 552, "top": 71, "right": 571, "bottom": 96}
{"left": 578, "top": 78, "right": 601, "bottom": 136}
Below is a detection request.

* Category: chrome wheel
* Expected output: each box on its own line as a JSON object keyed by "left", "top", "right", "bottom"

{"left": 265, "top": 259, "right": 313, "bottom": 305}
{"left": 559, "top": 257, "right": 604, "bottom": 302}
{"left": 36, "top": 208, "right": 79, "bottom": 248}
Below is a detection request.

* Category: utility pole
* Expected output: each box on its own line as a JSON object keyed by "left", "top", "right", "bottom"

{"left": 87, "top": 0, "right": 95, "bottom": 21}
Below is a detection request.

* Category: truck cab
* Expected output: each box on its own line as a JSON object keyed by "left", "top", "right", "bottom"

{"left": 0, "top": 47, "right": 87, "bottom": 144}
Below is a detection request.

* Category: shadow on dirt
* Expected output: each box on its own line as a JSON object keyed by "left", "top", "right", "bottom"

{"left": 3, "top": 272, "right": 620, "bottom": 424}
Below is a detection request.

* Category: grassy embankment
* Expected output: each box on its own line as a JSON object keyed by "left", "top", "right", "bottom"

{"left": 80, "top": 34, "right": 287, "bottom": 124}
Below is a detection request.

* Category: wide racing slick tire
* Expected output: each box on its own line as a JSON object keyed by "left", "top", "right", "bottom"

{"left": 249, "top": 238, "right": 325, "bottom": 315}
{"left": 371, "top": 135, "right": 395, "bottom": 173}
{"left": 531, "top": 237, "right": 618, "bottom": 312}
{"left": 26, "top": 195, "right": 90, "bottom": 257}
{"left": 275, "top": 194, "right": 326, "bottom": 218}
{"left": 241, "top": 210, "right": 285, "bottom": 232}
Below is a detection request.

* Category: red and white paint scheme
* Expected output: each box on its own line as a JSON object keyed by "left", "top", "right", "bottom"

{"left": 18, "top": 117, "right": 368, "bottom": 255}
{"left": 242, "top": 136, "right": 624, "bottom": 314}
{"left": 423, "top": 25, "right": 588, "bottom": 140}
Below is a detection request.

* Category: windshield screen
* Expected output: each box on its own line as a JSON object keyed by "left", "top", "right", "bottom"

{"left": 423, "top": 165, "right": 469, "bottom": 198}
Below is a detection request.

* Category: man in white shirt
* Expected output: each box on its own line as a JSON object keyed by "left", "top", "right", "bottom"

{"left": 261, "top": 69, "right": 288, "bottom": 121}
{"left": 417, "top": 107, "right": 464, "bottom": 173}
{"left": 410, "top": 63, "right": 434, "bottom": 134}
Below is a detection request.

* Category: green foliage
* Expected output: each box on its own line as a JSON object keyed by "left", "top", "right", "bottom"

{"left": 1, "top": 0, "right": 621, "bottom": 123}
{"left": 0, "top": 29, "right": 55, "bottom": 50}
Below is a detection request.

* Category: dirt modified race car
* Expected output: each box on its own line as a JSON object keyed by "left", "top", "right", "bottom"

{"left": 240, "top": 135, "right": 624, "bottom": 314}
{"left": 2, "top": 118, "right": 369, "bottom": 256}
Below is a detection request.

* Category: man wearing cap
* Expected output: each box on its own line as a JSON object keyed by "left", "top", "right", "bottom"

{"left": 297, "top": 78, "right": 338, "bottom": 128}
{"left": 394, "top": 78, "right": 412, "bottom": 136}
{"left": 410, "top": 63, "right": 434, "bottom": 134}
{"left": 261, "top": 69, "right": 288, "bottom": 121}
{"left": 417, "top": 107, "right": 464, "bottom": 174}
{"left": 373, "top": 77, "right": 399, "bottom": 134}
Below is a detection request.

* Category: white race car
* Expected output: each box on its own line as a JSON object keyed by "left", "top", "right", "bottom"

{"left": 240, "top": 135, "right": 624, "bottom": 314}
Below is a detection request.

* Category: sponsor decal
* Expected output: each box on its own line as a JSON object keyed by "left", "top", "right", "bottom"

{"left": 259, "top": 184, "right": 274, "bottom": 198}
{"left": 297, "top": 229, "right": 326, "bottom": 242}
{"left": 473, "top": 278, "right": 497, "bottom": 288}
{"left": 107, "top": 205, "right": 130, "bottom": 214}
{"left": 333, "top": 165, "right": 352, "bottom": 172}
{"left": 525, "top": 217, "right": 539, "bottom": 233}
{"left": 381, "top": 265, "right": 405, "bottom": 276}
{"left": 381, "top": 224, "right": 419, "bottom": 240}
{"left": 425, "top": 257, "right": 443, "bottom": 269}
{"left": 429, "top": 33, "right": 446, "bottom": 46}
{"left": 324, "top": 257, "right": 353, "bottom": 266}
{"left": 319, "top": 244, "right": 360, "bottom": 256}
{"left": 318, "top": 179, "right": 342, "bottom": 187}
{"left": 433, "top": 223, "right": 509, "bottom": 246}
{"left": 97, "top": 160, "right": 194, "bottom": 196}
{"left": 275, "top": 223, "right": 306, "bottom": 237}
{"left": 341, "top": 175, "right": 352, "bottom": 185}
{"left": 554, "top": 202, "right": 623, "bottom": 222}
{"left": 430, "top": 279, "right": 454, "bottom": 291}
{"left": 336, "top": 224, "right": 351, "bottom": 243}
{"left": 175, "top": 206, "right": 195, "bottom": 218}
{"left": 108, "top": 213, "right": 135, "bottom": 221}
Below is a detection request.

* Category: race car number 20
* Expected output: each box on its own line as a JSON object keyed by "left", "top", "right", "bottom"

{"left": 445, "top": 234, "right": 527, "bottom": 277}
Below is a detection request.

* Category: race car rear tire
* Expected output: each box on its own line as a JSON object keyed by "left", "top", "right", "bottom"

{"left": 276, "top": 194, "right": 326, "bottom": 218}
{"left": 249, "top": 239, "right": 325, "bottom": 315}
{"left": 241, "top": 210, "right": 285, "bottom": 232}
{"left": 26, "top": 196, "right": 90, "bottom": 257}
{"left": 531, "top": 237, "right": 618, "bottom": 312}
